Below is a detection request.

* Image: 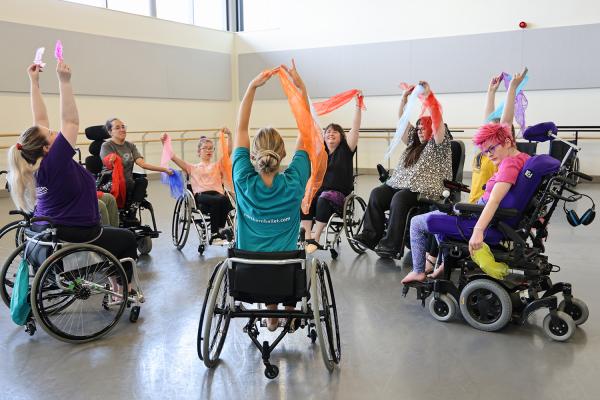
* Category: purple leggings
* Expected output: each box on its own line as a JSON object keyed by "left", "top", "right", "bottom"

{"left": 409, "top": 211, "right": 444, "bottom": 273}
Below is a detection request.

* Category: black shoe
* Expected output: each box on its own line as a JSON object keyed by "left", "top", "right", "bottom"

{"left": 306, "top": 239, "right": 324, "bottom": 250}
{"left": 219, "top": 228, "right": 233, "bottom": 242}
{"left": 350, "top": 233, "right": 375, "bottom": 250}
{"left": 374, "top": 243, "right": 398, "bottom": 259}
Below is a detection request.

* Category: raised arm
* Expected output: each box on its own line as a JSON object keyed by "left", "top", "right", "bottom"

{"left": 484, "top": 74, "right": 502, "bottom": 122}
{"left": 28, "top": 64, "right": 49, "bottom": 128}
{"left": 500, "top": 67, "right": 527, "bottom": 125}
{"left": 236, "top": 71, "right": 274, "bottom": 150}
{"left": 420, "top": 81, "right": 445, "bottom": 145}
{"left": 399, "top": 86, "right": 414, "bottom": 145}
{"left": 281, "top": 59, "right": 310, "bottom": 151}
{"left": 346, "top": 92, "right": 362, "bottom": 151}
{"left": 57, "top": 61, "right": 79, "bottom": 147}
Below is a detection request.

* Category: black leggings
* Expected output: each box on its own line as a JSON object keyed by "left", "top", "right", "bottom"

{"left": 126, "top": 177, "right": 148, "bottom": 204}
{"left": 31, "top": 224, "right": 137, "bottom": 282}
{"left": 301, "top": 190, "right": 339, "bottom": 224}
{"left": 361, "top": 185, "right": 420, "bottom": 251}
{"left": 194, "top": 191, "right": 233, "bottom": 232}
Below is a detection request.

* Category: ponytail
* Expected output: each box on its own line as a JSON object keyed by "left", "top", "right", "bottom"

{"left": 7, "top": 126, "right": 47, "bottom": 212}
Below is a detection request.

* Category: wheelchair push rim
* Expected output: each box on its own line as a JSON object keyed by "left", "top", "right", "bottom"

{"left": 201, "top": 263, "right": 231, "bottom": 367}
{"left": 171, "top": 193, "right": 192, "bottom": 250}
{"left": 197, "top": 261, "right": 224, "bottom": 361}
{"left": 310, "top": 259, "right": 339, "bottom": 371}
{"left": 343, "top": 194, "right": 367, "bottom": 254}
{"left": 30, "top": 244, "right": 129, "bottom": 343}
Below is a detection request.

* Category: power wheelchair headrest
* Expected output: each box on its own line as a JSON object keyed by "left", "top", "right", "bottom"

{"left": 523, "top": 122, "right": 557, "bottom": 142}
{"left": 85, "top": 156, "right": 103, "bottom": 174}
{"left": 85, "top": 125, "right": 110, "bottom": 141}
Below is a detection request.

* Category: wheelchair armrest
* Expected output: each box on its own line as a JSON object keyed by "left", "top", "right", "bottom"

{"left": 443, "top": 179, "right": 470, "bottom": 193}
{"left": 418, "top": 198, "right": 454, "bottom": 214}
{"left": 454, "top": 203, "right": 519, "bottom": 219}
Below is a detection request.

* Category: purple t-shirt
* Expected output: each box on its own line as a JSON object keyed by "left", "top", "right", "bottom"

{"left": 34, "top": 133, "right": 100, "bottom": 226}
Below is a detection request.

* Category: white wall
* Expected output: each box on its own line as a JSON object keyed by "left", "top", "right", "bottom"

{"left": 0, "top": 0, "right": 236, "bottom": 170}
{"left": 236, "top": 0, "right": 600, "bottom": 175}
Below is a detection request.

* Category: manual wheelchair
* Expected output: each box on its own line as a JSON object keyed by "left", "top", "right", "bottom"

{"left": 0, "top": 212, "right": 145, "bottom": 343}
{"left": 403, "top": 122, "right": 591, "bottom": 341}
{"left": 171, "top": 182, "right": 235, "bottom": 255}
{"left": 84, "top": 125, "right": 160, "bottom": 255}
{"left": 197, "top": 245, "right": 340, "bottom": 379}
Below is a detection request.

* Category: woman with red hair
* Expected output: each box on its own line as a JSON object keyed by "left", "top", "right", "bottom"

{"left": 402, "top": 70, "right": 528, "bottom": 283}
{"left": 353, "top": 81, "right": 452, "bottom": 258}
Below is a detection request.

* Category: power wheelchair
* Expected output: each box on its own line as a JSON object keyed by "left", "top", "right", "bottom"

{"left": 349, "top": 138, "right": 467, "bottom": 259}
{"left": 84, "top": 125, "right": 160, "bottom": 255}
{"left": 402, "top": 122, "right": 592, "bottom": 341}
{"left": 171, "top": 179, "right": 235, "bottom": 255}
{"left": 197, "top": 238, "right": 340, "bottom": 379}
{"left": 1, "top": 212, "right": 145, "bottom": 343}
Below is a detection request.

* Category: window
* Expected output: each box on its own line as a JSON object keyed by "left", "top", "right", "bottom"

{"left": 106, "top": 0, "right": 151, "bottom": 17}
{"left": 193, "top": 0, "right": 227, "bottom": 30}
{"left": 242, "top": 0, "right": 280, "bottom": 31}
{"left": 156, "top": 0, "right": 193, "bottom": 24}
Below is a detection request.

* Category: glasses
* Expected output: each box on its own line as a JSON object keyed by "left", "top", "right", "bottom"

{"left": 112, "top": 125, "right": 126, "bottom": 131}
{"left": 199, "top": 146, "right": 214, "bottom": 151}
{"left": 482, "top": 143, "right": 501, "bottom": 156}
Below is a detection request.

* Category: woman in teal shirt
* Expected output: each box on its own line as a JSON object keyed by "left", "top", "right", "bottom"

{"left": 232, "top": 61, "right": 311, "bottom": 331}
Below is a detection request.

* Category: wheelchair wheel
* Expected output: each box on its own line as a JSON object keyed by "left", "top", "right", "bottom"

{"left": 343, "top": 194, "right": 367, "bottom": 254}
{"left": 543, "top": 311, "right": 576, "bottom": 342}
{"left": 172, "top": 195, "right": 192, "bottom": 250}
{"left": 201, "top": 263, "right": 231, "bottom": 367}
{"left": 459, "top": 279, "right": 512, "bottom": 332}
{"left": 0, "top": 220, "right": 25, "bottom": 249}
{"left": 428, "top": 294, "right": 458, "bottom": 322}
{"left": 197, "top": 261, "right": 224, "bottom": 360}
{"left": 0, "top": 243, "right": 29, "bottom": 308}
{"left": 30, "top": 244, "right": 129, "bottom": 343}
{"left": 310, "top": 259, "right": 340, "bottom": 371}
{"left": 558, "top": 298, "right": 589, "bottom": 326}
{"left": 137, "top": 237, "right": 152, "bottom": 255}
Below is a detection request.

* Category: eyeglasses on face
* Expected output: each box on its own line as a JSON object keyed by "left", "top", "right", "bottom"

{"left": 112, "top": 125, "right": 126, "bottom": 131}
{"left": 482, "top": 143, "right": 501, "bottom": 156}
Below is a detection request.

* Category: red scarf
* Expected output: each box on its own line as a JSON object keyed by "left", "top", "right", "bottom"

{"left": 102, "top": 154, "right": 126, "bottom": 208}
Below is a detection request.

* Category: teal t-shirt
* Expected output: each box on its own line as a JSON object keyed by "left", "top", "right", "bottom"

{"left": 232, "top": 147, "right": 310, "bottom": 252}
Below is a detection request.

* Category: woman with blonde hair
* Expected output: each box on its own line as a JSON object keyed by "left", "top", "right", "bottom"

{"left": 232, "top": 61, "right": 311, "bottom": 331}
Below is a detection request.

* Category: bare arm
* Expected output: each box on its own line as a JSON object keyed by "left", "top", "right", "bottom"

{"left": 236, "top": 72, "right": 274, "bottom": 150}
{"left": 468, "top": 182, "right": 512, "bottom": 255}
{"left": 346, "top": 92, "right": 362, "bottom": 151}
{"left": 399, "top": 86, "right": 414, "bottom": 145}
{"left": 500, "top": 67, "right": 527, "bottom": 125}
{"left": 135, "top": 158, "right": 172, "bottom": 174}
{"left": 57, "top": 62, "right": 79, "bottom": 147}
{"left": 484, "top": 75, "right": 501, "bottom": 122}
{"left": 27, "top": 64, "right": 49, "bottom": 128}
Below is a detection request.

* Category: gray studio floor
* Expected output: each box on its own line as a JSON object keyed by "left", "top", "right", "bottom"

{"left": 0, "top": 175, "right": 599, "bottom": 400}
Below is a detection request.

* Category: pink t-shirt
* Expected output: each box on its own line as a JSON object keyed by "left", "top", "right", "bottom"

{"left": 481, "top": 152, "right": 530, "bottom": 202}
{"left": 185, "top": 160, "right": 224, "bottom": 194}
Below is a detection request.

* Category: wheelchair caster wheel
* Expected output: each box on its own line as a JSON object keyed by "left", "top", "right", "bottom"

{"left": 198, "top": 245, "right": 205, "bottom": 255}
{"left": 558, "top": 298, "right": 589, "bottom": 326}
{"left": 429, "top": 294, "right": 458, "bottom": 322}
{"left": 543, "top": 311, "right": 575, "bottom": 342}
{"left": 137, "top": 237, "right": 152, "bottom": 255}
{"left": 264, "top": 365, "right": 279, "bottom": 379}
{"left": 25, "top": 320, "right": 36, "bottom": 336}
{"left": 130, "top": 306, "right": 140, "bottom": 323}
{"left": 330, "top": 249, "right": 338, "bottom": 259}
{"left": 309, "top": 329, "right": 317, "bottom": 343}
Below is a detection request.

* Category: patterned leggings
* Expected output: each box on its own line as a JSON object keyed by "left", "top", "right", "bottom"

{"left": 409, "top": 211, "right": 444, "bottom": 273}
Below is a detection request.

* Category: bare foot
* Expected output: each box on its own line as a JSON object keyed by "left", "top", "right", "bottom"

{"left": 267, "top": 318, "right": 279, "bottom": 331}
{"left": 401, "top": 271, "right": 427, "bottom": 284}
{"left": 427, "top": 263, "right": 445, "bottom": 279}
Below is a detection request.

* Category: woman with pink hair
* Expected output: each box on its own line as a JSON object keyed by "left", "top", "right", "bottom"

{"left": 402, "top": 70, "right": 528, "bottom": 284}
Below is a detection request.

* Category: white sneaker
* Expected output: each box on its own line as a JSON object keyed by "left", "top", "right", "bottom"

{"left": 211, "top": 238, "right": 225, "bottom": 246}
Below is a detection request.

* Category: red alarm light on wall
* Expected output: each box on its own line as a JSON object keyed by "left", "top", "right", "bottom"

{"left": 519, "top": 21, "right": 528, "bottom": 29}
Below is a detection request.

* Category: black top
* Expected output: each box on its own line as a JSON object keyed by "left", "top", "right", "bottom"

{"left": 321, "top": 139, "right": 356, "bottom": 196}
